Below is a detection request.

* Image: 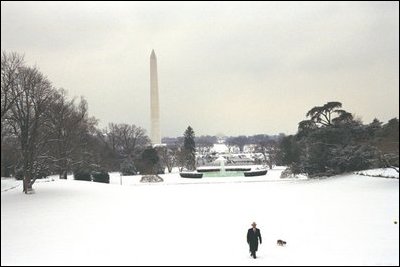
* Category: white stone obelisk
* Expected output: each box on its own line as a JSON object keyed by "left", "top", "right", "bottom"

{"left": 150, "top": 49, "right": 161, "bottom": 145}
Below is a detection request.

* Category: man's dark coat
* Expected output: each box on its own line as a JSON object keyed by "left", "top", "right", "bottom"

{"left": 247, "top": 228, "right": 262, "bottom": 253}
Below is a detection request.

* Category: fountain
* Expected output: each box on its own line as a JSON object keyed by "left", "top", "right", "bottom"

{"left": 219, "top": 156, "right": 226, "bottom": 175}
{"left": 184, "top": 155, "right": 267, "bottom": 178}
{"left": 197, "top": 155, "right": 246, "bottom": 177}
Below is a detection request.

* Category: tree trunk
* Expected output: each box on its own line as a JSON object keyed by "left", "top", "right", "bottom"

{"left": 60, "top": 169, "right": 68, "bottom": 179}
{"left": 22, "top": 177, "right": 27, "bottom": 193}
{"left": 23, "top": 175, "right": 32, "bottom": 194}
{"left": 268, "top": 160, "right": 273, "bottom": 170}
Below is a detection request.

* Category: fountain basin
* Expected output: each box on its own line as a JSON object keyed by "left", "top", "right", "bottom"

{"left": 244, "top": 169, "right": 268, "bottom": 177}
{"left": 180, "top": 172, "right": 203, "bottom": 178}
{"left": 197, "top": 167, "right": 251, "bottom": 172}
{"left": 202, "top": 170, "right": 244, "bottom": 177}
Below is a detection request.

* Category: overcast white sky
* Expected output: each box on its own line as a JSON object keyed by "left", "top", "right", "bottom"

{"left": 1, "top": 1, "right": 399, "bottom": 137}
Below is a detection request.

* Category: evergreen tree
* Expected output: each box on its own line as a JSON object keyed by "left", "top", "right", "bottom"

{"left": 120, "top": 158, "right": 137, "bottom": 175}
{"left": 288, "top": 101, "right": 385, "bottom": 177}
{"left": 277, "top": 135, "right": 300, "bottom": 166}
{"left": 140, "top": 147, "right": 159, "bottom": 175}
{"left": 183, "top": 126, "right": 196, "bottom": 171}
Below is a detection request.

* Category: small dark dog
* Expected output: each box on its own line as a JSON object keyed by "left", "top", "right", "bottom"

{"left": 277, "top": 239, "right": 287, "bottom": 246}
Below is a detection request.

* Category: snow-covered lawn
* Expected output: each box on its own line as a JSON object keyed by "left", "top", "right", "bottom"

{"left": 1, "top": 177, "right": 20, "bottom": 192}
{"left": 1, "top": 169, "right": 399, "bottom": 266}
{"left": 108, "top": 166, "right": 306, "bottom": 186}
{"left": 355, "top": 168, "right": 399, "bottom": 179}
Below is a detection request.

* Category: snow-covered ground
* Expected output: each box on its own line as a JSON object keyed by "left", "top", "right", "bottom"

{"left": 1, "top": 168, "right": 399, "bottom": 266}
{"left": 354, "top": 168, "right": 399, "bottom": 179}
{"left": 1, "top": 177, "right": 20, "bottom": 192}
{"left": 108, "top": 166, "right": 306, "bottom": 187}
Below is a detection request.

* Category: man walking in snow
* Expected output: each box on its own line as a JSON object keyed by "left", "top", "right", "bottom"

{"left": 247, "top": 222, "right": 262, "bottom": 259}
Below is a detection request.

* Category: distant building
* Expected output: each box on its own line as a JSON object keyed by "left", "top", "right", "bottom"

{"left": 229, "top": 156, "right": 254, "bottom": 165}
{"left": 210, "top": 143, "right": 229, "bottom": 154}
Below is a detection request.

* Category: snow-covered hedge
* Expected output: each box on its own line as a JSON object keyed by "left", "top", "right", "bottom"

{"left": 140, "top": 175, "right": 163, "bottom": 183}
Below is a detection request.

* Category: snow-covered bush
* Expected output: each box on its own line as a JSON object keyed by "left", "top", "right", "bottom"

{"left": 280, "top": 168, "right": 294, "bottom": 178}
{"left": 140, "top": 175, "right": 163, "bottom": 183}
{"left": 120, "top": 159, "right": 137, "bottom": 175}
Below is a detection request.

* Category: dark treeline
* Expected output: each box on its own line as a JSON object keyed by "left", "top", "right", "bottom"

{"left": 277, "top": 102, "right": 399, "bottom": 177}
{"left": 162, "top": 134, "right": 284, "bottom": 150}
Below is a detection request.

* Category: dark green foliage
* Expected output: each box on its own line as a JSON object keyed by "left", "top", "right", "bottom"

{"left": 277, "top": 135, "right": 300, "bottom": 165}
{"left": 373, "top": 118, "right": 399, "bottom": 167}
{"left": 92, "top": 171, "right": 110, "bottom": 183}
{"left": 138, "top": 147, "right": 160, "bottom": 175}
{"left": 284, "top": 101, "right": 398, "bottom": 177}
{"left": 183, "top": 126, "right": 196, "bottom": 170}
{"left": 15, "top": 165, "right": 50, "bottom": 180}
{"left": 35, "top": 169, "right": 50, "bottom": 179}
{"left": 73, "top": 170, "right": 92, "bottom": 181}
{"left": 155, "top": 161, "right": 165, "bottom": 174}
{"left": 305, "top": 101, "right": 348, "bottom": 126}
{"left": 184, "top": 126, "right": 196, "bottom": 152}
{"left": 328, "top": 144, "right": 379, "bottom": 173}
{"left": 15, "top": 168, "right": 24, "bottom": 180}
{"left": 298, "top": 123, "right": 379, "bottom": 176}
{"left": 1, "top": 136, "right": 18, "bottom": 177}
{"left": 120, "top": 159, "right": 137, "bottom": 175}
{"left": 180, "top": 172, "right": 203, "bottom": 178}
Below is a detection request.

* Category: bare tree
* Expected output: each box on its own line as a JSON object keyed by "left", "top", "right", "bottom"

{"left": 103, "top": 123, "right": 150, "bottom": 167}
{"left": 1, "top": 51, "right": 24, "bottom": 121}
{"left": 46, "top": 89, "right": 93, "bottom": 179}
{"left": 255, "top": 139, "right": 278, "bottom": 169}
{"left": 196, "top": 135, "right": 217, "bottom": 154}
{"left": 7, "top": 66, "right": 54, "bottom": 193}
{"left": 175, "top": 148, "right": 187, "bottom": 172}
{"left": 157, "top": 145, "right": 178, "bottom": 173}
{"left": 1, "top": 52, "right": 25, "bottom": 166}
{"left": 226, "top": 136, "right": 248, "bottom": 153}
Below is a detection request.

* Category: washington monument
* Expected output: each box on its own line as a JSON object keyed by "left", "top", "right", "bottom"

{"left": 150, "top": 49, "right": 161, "bottom": 145}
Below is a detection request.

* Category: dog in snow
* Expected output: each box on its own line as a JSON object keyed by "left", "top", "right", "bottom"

{"left": 277, "top": 239, "right": 287, "bottom": 246}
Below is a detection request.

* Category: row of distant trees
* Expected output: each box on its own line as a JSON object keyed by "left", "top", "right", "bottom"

{"left": 162, "top": 134, "right": 283, "bottom": 152}
{"left": 162, "top": 133, "right": 284, "bottom": 169}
